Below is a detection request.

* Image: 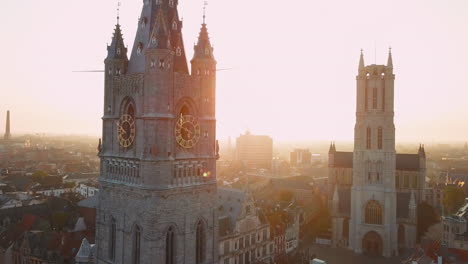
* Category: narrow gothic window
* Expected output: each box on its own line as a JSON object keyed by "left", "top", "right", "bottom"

{"left": 365, "top": 200, "right": 382, "bottom": 225}
{"left": 133, "top": 225, "right": 141, "bottom": 264}
{"left": 365, "top": 87, "right": 368, "bottom": 111}
{"left": 366, "top": 127, "right": 371, "bottom": 149}
{"left": 196, "top": 221, "right": 205, "bottom": 264}
{"left": 137, "top": 43, "right": 143, "bottom": 55}
{"left": 169, "top": 0, "right": 174, "bottom": 7}
{"left": 152, "top": 37, "right": 157, "bottom": 45}
{"left": 176, "top": 47, "right": 182, "bottom": 56}
{"left": 378, "top": 127, "right": 383, "bottom": 149}
{"left": 172, "top": 21, "right": 178, "bottom": 30}
{"left": 382, "top": 85, "right": 386, "bottom": 111}
{"left": 373, "top": 87, "right": 378, "bottom": 109}
{"left": 117, "top": 48, "right": 121, "bottom": 55}
{"left": 205, "top": 48, "right": 210, "bottom": 55}
{"left": 109, "top": 218, "right": 116, "bottom": 261}
{"left": 166, "top": 227, "right": 175, "bottom": 264}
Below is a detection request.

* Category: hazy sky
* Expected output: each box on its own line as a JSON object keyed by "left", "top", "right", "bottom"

{"left": 1, "top": 0, "right": 467, "bottom": 142}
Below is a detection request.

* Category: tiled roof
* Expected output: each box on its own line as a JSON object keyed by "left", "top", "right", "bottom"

{"left": 331, "top": 152, "right": 421, "bottom": 172}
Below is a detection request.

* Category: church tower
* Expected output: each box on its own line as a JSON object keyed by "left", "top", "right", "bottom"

{"left": 348, "top": 49, "right": 398, "bottom": 257}
{"left": 96, "top": 0, "right": 218, "bottom": 263}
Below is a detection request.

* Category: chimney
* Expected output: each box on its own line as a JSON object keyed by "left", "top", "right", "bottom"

{"left": 4, "top": 110, "right": 11, "bottom": 140}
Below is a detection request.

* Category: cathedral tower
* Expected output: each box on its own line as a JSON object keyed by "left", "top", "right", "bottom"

{"left": 348, "top": 49, "right": 398, "bottom": 257}
{"left": 96, "top": 0, "right": 218, "bottom": 263}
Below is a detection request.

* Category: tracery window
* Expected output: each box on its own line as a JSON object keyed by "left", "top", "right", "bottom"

{"left": 378, "top": 127, "right": 383, "bottom": 149}
{"left": 132, "top": 225, "right": 141, "bottom": 264}
{"left": 365, "top": 200, "right": 382, "bottom": 225}
{"left": 166, "top": 227, "right": 175, "bottom": 264}
{"left": 196, "top": 221, "right": 205, "bottom": 264}
{"left": 373, "top": 87, "right": 378, "bottom": 109}
{"left": 366, "top": 127, "right": 371, "bottom": 149}
{"left": 109, "top": 217, "right": 116, "bottom": 261}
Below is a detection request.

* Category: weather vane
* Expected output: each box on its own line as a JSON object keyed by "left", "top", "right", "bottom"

{"left": 117, "top": 0, "right": 121, "bottom": 24}
{"left": 203, "top": 1, "right": 208, "bottom": 24}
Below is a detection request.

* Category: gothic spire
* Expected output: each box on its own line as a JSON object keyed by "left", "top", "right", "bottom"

{"left": 359, "top": 49, "right": 365, "bottom": 70}
{"left": 106, "top": 23, "right": 128, "bottom": 61}
{"left": 192, "top": 23, "right": 215, "bottom": 61}
{"left": 128, "top": 0, "right": 188, "bottom": 73}
{"left": 387, "top": 47, "right": 393, "bottom": 68}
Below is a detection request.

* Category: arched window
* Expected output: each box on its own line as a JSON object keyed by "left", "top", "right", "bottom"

{"left": 172, "top": 21, "right": 178, "bottom": 30}
{"left": 382, "top": 85, "right": 386, "bottom": 111}
{"left": 166, "top": 227, "right": 175, "bottom": 264}
{"left": 378, "top": 127, "right": 383, "bottom": 149}
{"left": 366, "top": 127, "right": 371, "bottom": 149}
{"left": 196, "top": 221, "right": 205, "bottom": 264}
{"left": 364, "top": 87, "right": 369, "bottom": 111}
{"left": 132, "top": 225, "right": 141, "bottom": 264}
{"left": 373, "top": 87, "right": 378, "bottom": 109}
{"left": 109, "top": 217, "right": 116, "bottom": 261}
{"left": 365, "top": 200, "right": 383, "bottom": 225}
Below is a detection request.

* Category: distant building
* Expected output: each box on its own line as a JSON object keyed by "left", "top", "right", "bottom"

{"left": 75, "top": 183, "right": 99, "bottom": 198}
{"left": 329, "top": 51, "right": 425, "bottom": 257}
{"left": 290, "top": 149, "right": 311, "bottom": 167}
{"left": 4, "top": 111, "right": 11, "bottom": 141}
{"left": 442, "top": 198, "right": 468, "bottom": 251}
{"left": 218, "top": 188, "right": 274, "bottom": 264}
{"left": 236, "top": 132, "right": 273, "bottom": 170}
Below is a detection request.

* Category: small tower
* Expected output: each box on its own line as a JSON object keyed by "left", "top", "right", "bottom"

{"left": 103, "top": 20, "right": 128, "bottom": 118}
{"left": 191, "top": 18, "right": 217, "bottom": 118}
{"left": 105, "top": 23, "right": 128, "bottom": 77}
{"left": 4, "top": 111, "right": 11, "bottom": 141}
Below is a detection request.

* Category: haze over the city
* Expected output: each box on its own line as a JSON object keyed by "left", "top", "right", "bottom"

{"left": 1, "top": 0, "right": 467, "bottom": 141}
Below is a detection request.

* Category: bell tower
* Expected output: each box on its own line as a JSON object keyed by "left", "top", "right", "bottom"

{"left": 349, "top": 49, "right": 398, "bottom": 257}
{"left": 96, "top": 0, "right": 218, "bottom": 263}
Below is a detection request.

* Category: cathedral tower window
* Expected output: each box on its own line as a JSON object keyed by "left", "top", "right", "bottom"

{"left": 373, "top": 88, "right": 378, "bottom": 109}
{"left": 365, "top": 87, "right": 369, "bottom": 111}
{"left": 196, "top": 221, "right": 205, "bottom": 264}
{"left": 378, "top": 127, "right": 383, "bottom": 149}
{"left": 132, "top": 225, "right": 141, "bottom": 264}
{"left": 382, "top": 85, "right": 386, "bottom": 111}
{"left": 366, "top": 127, "right": 371, "bottom": 149}
{"left": 137, "top": 43, "right": 143, "bottom": 55}
{"left": 108, "top": 217, "right": 116, "bottom": 261}
{"left": 117, "top": 48, "right": 121, "bottom": 55}
{"left": 169, "top": 0, "right": 174, "bottom": 7}
{"left": 176, "top": 47, "right": 182, "bottom": 56}
{"left": 172, "top": 21, "right": 178, "bottom": 30}
{"left": 166, "top": 227, "right": 175, "bottom": 264}
{"left": 365, "top": 200, "right": 382, "bottom": 225}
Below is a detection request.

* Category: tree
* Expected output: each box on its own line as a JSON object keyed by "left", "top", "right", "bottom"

{"left": 417, "top": 202, "right": 440, "bottom": 242}
{"left": 443, "top": 185, "right": 466, "bottom": 215}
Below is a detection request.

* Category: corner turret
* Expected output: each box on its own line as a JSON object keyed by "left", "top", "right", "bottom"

{"left": 105, "top": 23, "right": 128, "bottom": 76}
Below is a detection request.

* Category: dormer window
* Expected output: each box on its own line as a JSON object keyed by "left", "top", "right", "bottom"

{"left": 172, "top": 21, "right": 178, "bottom": 30}
{"left": 151, "top": 37, "right": 157, "bottom": 46}
{"left": 141, "top": 17, "right": 147, "bottom": 28}
{"left": 117, "top": 48, "right": 121, "bottom": 55}
{"left": 205, "top": 48, "right": 210, "bottom": 55}
{"left": 176, "top": 47, "right": 182, "bottom": 56}
{"left": 137, "top": 43, "right": 143, "bottom": 55}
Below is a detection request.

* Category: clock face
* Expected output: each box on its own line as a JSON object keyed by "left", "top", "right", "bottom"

{"left": 118, "top": 114, "right": 136, "bottom": 148}
{"left": 175, "top": 115, "right": 201, "bottom": 149}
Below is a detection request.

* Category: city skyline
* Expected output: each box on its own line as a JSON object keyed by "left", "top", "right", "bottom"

{"left": 1, "top": 0, "right": 468, "bottom": 142}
